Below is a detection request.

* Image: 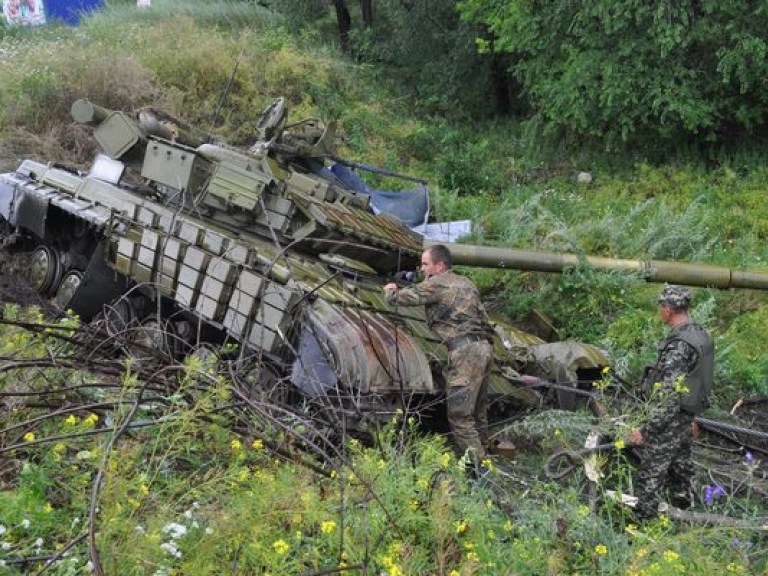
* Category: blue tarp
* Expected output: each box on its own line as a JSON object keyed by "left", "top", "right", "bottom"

{"left": 327, "top": 163, "right": 429, "bottom": 228}
{"left": 44, "top": 0, "right": 102, "bottom": 25}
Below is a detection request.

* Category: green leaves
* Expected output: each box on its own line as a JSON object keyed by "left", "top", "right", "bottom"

{"left": 458, "top": 0, "right": 768, "bottom": 145}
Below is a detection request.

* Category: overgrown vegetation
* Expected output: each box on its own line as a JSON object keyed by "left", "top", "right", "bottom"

{"left": 1, "top": 310, "right": 765, "bottom": 574}
{"left": 2, "top": 1, "right": 768, "bottom": 574}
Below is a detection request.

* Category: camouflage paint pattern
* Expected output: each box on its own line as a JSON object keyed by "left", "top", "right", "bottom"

{"left": 386, "top": 270, "right": 494, "bottom": 459}
{"left": 634, "top": 333, "right": 700, "bottom": 519}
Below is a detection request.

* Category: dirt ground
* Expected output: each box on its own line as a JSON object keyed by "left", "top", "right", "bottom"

{"left": 0, "top": 249, "right": 57, "bottom": 314}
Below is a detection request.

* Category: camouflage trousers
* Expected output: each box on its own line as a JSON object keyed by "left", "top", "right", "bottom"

{"left": 634, "top": 411, "right": 695, "bottom": 519}
{"left": 445, "top": 340, "right": 493, "bottom": 462}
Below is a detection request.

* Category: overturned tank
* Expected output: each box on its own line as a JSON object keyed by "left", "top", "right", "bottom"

{"left": 0, "top": 97, "right": 615, "bottom": 427}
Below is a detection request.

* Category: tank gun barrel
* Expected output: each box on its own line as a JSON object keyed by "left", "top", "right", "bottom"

{"left": 429, "top": 242, "right": 768, "bottom": 290}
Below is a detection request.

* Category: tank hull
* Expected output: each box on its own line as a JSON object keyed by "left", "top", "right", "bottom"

{"left": 0, "top": 98, "right": 610, "bottom": 428}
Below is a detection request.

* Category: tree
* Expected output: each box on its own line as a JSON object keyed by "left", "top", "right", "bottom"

{"left": 457, "top": 0, "right": 768, "bottom": 145}
{"left": 360, "top": 0, "right": 373, "bottom": 28}
{"left": 352, "top": 0, "right": 503, "bottom": 119}
{"left": 333, "top": 0, "right": 352, "bottom": 54}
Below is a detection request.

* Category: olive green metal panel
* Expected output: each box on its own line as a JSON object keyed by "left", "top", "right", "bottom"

{"left": 207, "top": 162, "right": 269, "bottom": 212}
{"left": 253, "top": 193, "right": 294, "bottom": 232}
{"left": 41, "top": 167, "right": 82, "bottom": 194}
{"left": 141, "top": 140, "right": 211, "bottom": 192}
{"left": 285, "top": 171, "right": 334, "bottom": 202}
{"left": 94, "top": 112, "right": 142, "bottom": 159}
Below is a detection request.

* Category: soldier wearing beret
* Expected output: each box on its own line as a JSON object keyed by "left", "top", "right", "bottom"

{"left": 630, "top": 285, "right": 714, "bottom": 519}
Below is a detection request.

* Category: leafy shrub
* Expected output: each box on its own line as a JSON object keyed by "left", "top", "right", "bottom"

{"left": 718, "top": 308, "right": 768, "bottom": 396}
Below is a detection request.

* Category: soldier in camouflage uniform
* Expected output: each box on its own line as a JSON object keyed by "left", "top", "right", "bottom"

{"left": 383, "top": 244, "right": 495, "bottom": 463}
{"left": 629, "top": 285, "right": 714, "bottom": 520}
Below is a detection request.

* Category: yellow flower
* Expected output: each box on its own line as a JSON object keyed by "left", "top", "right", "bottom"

{"left": 139, "top": 484, "right": 149, "bottom": 496}
{"left": 272, "top": 539, "right": 290, "bottom": 555}
{"left": 554, "top": 428, "right": 562, "bottom": 437}
{"left": 455, "top": 520, "right": 469, "bottom": 535}
{"left": 251, "top": 439, "right": 264, "bottom": 450}
{"left": 449, "top": 571, "right": 460, "bottom": 576}
{"left": 83, "top": 414, "right": 98, "bottom": 427}
{"left": 439, "top": 452, "right": 452, "bottom": 469}
{"left": 481, "top": 458, "right": 494, "bottom": 471}
{"left": 65, "top": 415, "right": 78, "bottom": 426}
{"left": 466, "top": 551, "right": 479, "bottom": 562}
{"left": 614, "top": 439, "right": 626, "bottom": 450}
{"left": 321, "top": 520, "right": 337, "bottom": 534}
{"left": 663, "top": 550, "right": 680, "bottom": 562}
{"left": 231, "top": 438, "right": 242, "bottom": 452}
{"left": 238, "top": 468, "right": 250, "bottom": 481}
{"left": 595, "top": 544, "right": 608, "bottom": 555}
{"left": 503, "top": 519, "right": 513, "bottom": 532}
{"left": 330, "top": 470, "right": 338, "bottom": 479}
{"left": 673, "top": 378, "right": 690, "bottom": 394}
{"left": 601, "top": 366, "right": 611, "bottom": 374}
{"left": 43, "top": 502, "right": 53, "bottom": 513}
{"left": 23, "top": 432, "right": 35, "bottom": 443}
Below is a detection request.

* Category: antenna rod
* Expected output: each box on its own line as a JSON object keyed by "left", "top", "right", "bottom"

{"left": 207, "top": 52, "right": 242, "bottom": 142}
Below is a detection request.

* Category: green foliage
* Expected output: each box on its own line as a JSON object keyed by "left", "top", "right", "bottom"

{"left": 718, "top": 308, "right": 768, "bottom": 396}
{"left": 275, "top": 0, "right": 499, "bottom": 120}
{"left": 358, "top": 0, "right": 497, "bottom": 120}
{"left": 458, "top": 0, "right": 768, "bottom": 146}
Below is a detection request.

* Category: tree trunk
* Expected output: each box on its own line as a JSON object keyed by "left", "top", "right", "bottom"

{"left": 334, "top": 0, "right": 352, "bottom": 54}
{"left": 361, "top": 0, "right": 373, "bottom": 28}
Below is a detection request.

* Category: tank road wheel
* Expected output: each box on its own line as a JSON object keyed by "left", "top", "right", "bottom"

{"left": 53, "top": 270, "right": 83, "bottom": 311}
{"left": 128, "top": 316, "right": 178, "bottom": 363}
{"left": 103, "top": 298, "right": 138, "bottom": 340}
{"left": 29, "top": 246, "right": 62, "bottom": 296}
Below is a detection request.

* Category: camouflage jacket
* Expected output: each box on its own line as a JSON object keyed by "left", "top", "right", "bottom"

{"left": 641, "top": 334, "right": 698, "bottom": 437}
{"left": 385, "top": 270, "right": 493, "bottom": 344}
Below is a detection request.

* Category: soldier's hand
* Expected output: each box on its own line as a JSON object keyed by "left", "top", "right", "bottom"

{"left": 629, "top": 429, "right": 644, "bottom": 446}
{"left": 692, "top": 420, "right": 701, "bottom": 438}
{"left": 519, "top": 375, "right": 541, "bottom": 387}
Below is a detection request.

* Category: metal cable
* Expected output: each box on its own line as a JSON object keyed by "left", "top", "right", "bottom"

{"left": 696, "top": 417, "right": 768, "bottom": 442}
